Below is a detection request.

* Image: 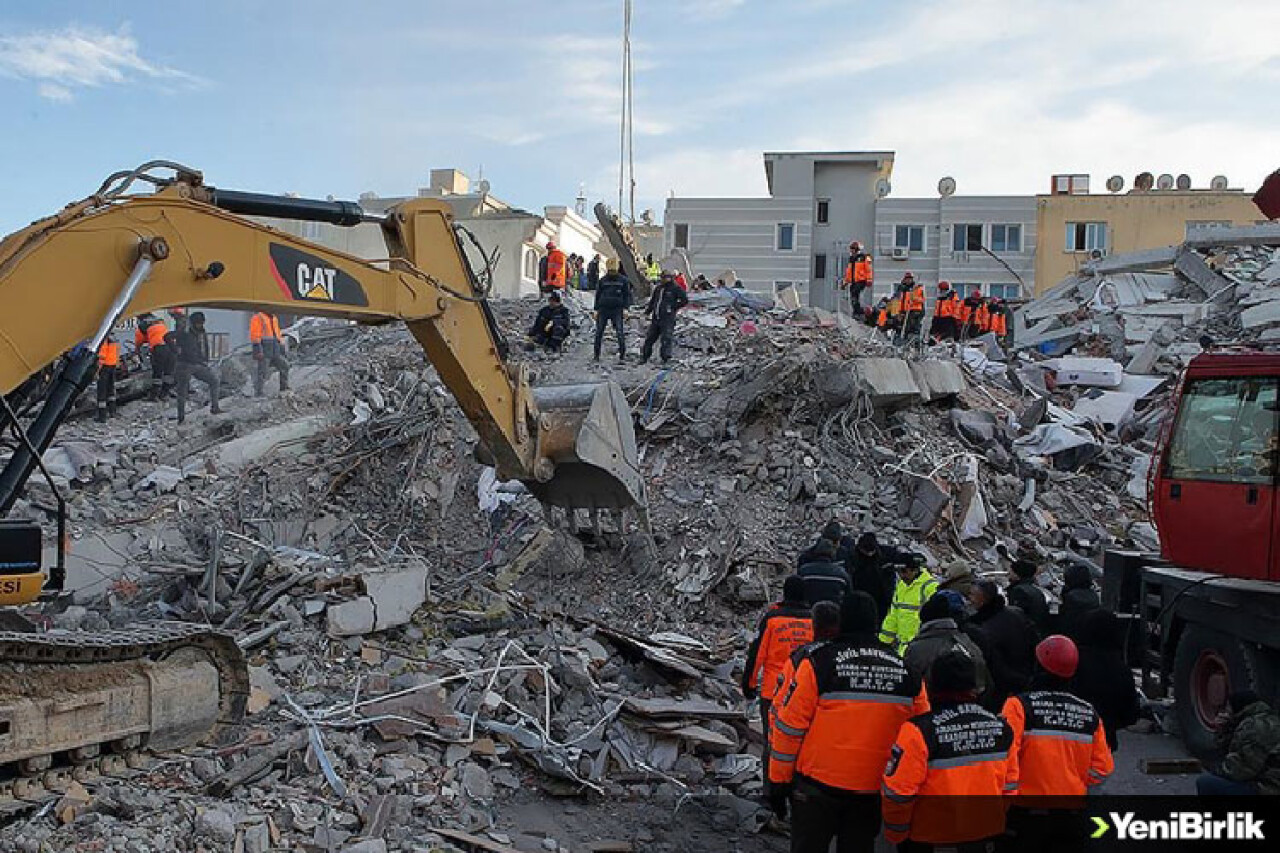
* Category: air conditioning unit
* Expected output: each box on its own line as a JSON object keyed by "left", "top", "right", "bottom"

{"left": 1088, "top": 248, "right": 1107, "bottom": 260}
{"left": 891, "top": 247, "right": 910, "bottom": 260}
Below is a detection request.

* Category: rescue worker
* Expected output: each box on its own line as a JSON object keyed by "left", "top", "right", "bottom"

{"left": 988, "top": 297, "right": 1009, "bottom": 345}
{"left": 770, "top": 592, "right": 929, "bottom": 853}
{"left": 1002, "top": 636, "right": 1113, "bottom": 852}
{"left": 796, "top": 539, "right": 852, "bottom": 606}
{"left": 904, "top": 593, "right": 990, "bottom": 700}
{"left": 541, "top": 241, "right": 567, "bottom": 294}
{"left": 1195, "top": 691, "right": 1280, "bottom": 795}
{"left": 797, "top": 520, "right": 850, "bottom": 568}
{"left": 973, "top": 298, "right": 992, "bottom": 337}
{"left": 95, "top": 335, "right": 121, "bottom": 422}
{"left": 592, "top": 258, "right": 631, "bottom": 363}
{"left": 766, "top": 601, "right": 843, "bottom": 782}
{"left": 959, "top": 291, "right": 983, "bottom": 341}
{"left": 966, "top": 580, "right": 1037, "bottom": 709}
{"left": 845, "top": 532, "right": 896, "bottom": 623}
{"left": 880, "top": 552, "right": 939, "bottom": 654}
{"left": 1056, "top": 564, "right": 1100, "bottom": 639}
{"left": 586, "top": 253, "right": 601, "bottom": 291}
{"left": 1068, "top": 610, "right": 1141, "bottom": 751}
{"left": 173, "top": 312, "right": 222, "bottom": 424}
{"left": 249, "top": 310, "right": 290, "bottom": 396}
{"left": 134, "top": 313, "right": 171, "bottom": 400}
{"left": 528, "top": 292, "right": 571, "bottom": 352}
{"left": 1006, "top": 559, "right": 1051, "bottom": 638}
{"left": 899, "top": 273, "right": 926, "bottom": 340}
{"left": 743, "top": 576, "right": 815, "bottom": 791}
{"left": 881, "top": 650, "right": 1019, "bottom": 851}
{"left": 640, "top": 271, "right": 688, "bottom": 365}
{"left": 930, "top": 282, "right": 958, "bottom": 341}
{"left": 843, "top": 241, "right": 874, "bottom": 313}
{"left": 645, "top": 254, "right": 662, "bottom": 285}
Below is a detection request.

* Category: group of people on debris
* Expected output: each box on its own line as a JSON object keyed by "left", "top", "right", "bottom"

{"left": 741, "top": 520, "right": 1280, "bottom": 852}
{"left": 839, "top": 240, "right": 1011, "bottom": 348}
{"left": 529, "top": 241, "right": 688, "bottom": 365}
{"left": 94, "top": 309, "right": 290, "bottom": 425}
{"left": 538, "top": 244, "right": 603, "bottom": 293}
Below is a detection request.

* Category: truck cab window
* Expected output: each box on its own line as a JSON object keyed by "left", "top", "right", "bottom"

{"left": 1165, "top": 377, "right": 1279, "bottom": 484}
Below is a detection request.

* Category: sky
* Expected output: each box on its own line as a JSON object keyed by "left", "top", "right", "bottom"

{"left": 1, "top": 0, "right": 1278, "bottom": 233}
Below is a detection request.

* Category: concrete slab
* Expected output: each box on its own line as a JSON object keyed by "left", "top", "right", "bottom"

{"left": 214, "top": 414, "right": 335, "bottom": 473}
{"left": 853, "top": 358, "right": 919, "bottom": 408}
{"left": 1083, "top": 246, "right": 1178, "bottom": 275}
{"left": 1240, "top": 299, "right": 1280, "bottom": 329}
{"left": 1183, "top": 223, "right": 1280, "bottom": 248}
{"left": 363, "top": 564, "right": 428, "bottom": 631}
{"left": 1072, "top": 390, "right": 1139, "bottom": 431}
{"left": 910, "top": 360, "right": 967, "bottom": 402}
{"left": 1042, "top": 356, "right": 1124, "bottom": 388}
{"left": 1174, "top": 248, "right": 1233, "bottom": 298}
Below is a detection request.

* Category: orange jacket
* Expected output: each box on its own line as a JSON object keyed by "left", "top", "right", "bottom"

{"left": 1001, "top": 691, "right": 1113, "bottom": 796}
{"left": 250, "top": 312, "right": 282, "bottom": 344}
{"left": 882, "top": 702, "right": 1018, "bottom": 844}
{"left": 770, "top": 640, "right": 928, "bottom": 793}
{"left": 902, "top": 285, "right": 925, "bottom": 313}
{"left": 934, "top": 293, "right": 956, "bottom": 319}
{"left": 135, "top": 321, "right": 168, "bottom": 349}
{"left": 844, "top": 253, "right": 873, "bottom": 287}
{"left": 974, "top": 304, "right": 991, "bottom": 332}
{"left": 97, "top": 341, "right": 120, "bottom": 368}
{"left": 743, "top": 603, "right": 814, "bottom": 701}
{"left": 990, "top": 310, "right": 1008, "bottom": 337}
{"left": 545, "top": 249, "right": 567, "bottom": 289}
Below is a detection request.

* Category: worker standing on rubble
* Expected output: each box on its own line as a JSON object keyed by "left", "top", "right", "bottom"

{"left": 173, "top": 311, "right": 222, "bottom": 424}
{"left": 845, "top": 532, "right": 896, "bottom": 623}
{"left": 95, "top": 334, "right": 121, "bottom": 423}
{"left": 882, "top": 650, "right": 1018, "bottom": 850}
{"left": 250, "top": 310, "right": 291, "bottom": 396}
{"left": 743, "top": 576, "right": 814, "bottom": 792}
{"left": 930, "top": 282, "right": 958, "bottom": 341}
{"left": 769, "top": 592, "right": 928, "bottom": 853}
{"left": 640, "top": 271, "right": 688, "bottom": 365}
{"left": 900, "top": 273, "right": 926, "bottom": 341}
{"left": 541, "top": 242, "right": 567, "bottom": 294}
{"left": 843, "top": 241, "right": 874, "bottom": 314}
{"left": 958, "top": 291, "right": 983, "bottom": 341}
{"left": 592, "top": 258, "right": 631, "bottom": 363}
{"left": 1006, "top": 559, "right": 1051, "bottom": 638}
{"left": 586, "top": 253, "right": 601, "bottom": 291}
{"left": 645, "top": 254, "right": 662, "bottom": 285}
{"left": 134, "top": 313, "right": 172, "bottom": 400}
{"left": 797, "top": 539, "right": 852, "bottom": 606}
{"left": 797, "top": 520, "right": 850, "bottom": 567}
{"left": 528, "top": 292, "right": 571, "bottom": 352}
{"left": 880, "top": 552, "right": 938, "bottom": 654}
{"left": 988, "top": 297, "right": 1009, "bottom": 345}
{"left": 1002, "top": 635, "right": 1113, "bottom": 852}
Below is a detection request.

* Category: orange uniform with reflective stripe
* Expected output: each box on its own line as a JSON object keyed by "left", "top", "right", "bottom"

{"left": 97, "top": 341, "right": 120, "bottom": 367}
{"left": 902, "top": 285, "right": 925, "bottom": 313}
{"left": 990, "top": 309, "right": 1008, "bottom": 337}
{"left": 1001, "top": 691, "right": 1112, "bottom": 796}
{"left": 135, "top": 321, "right": 168, "bottom": 348}
{"left": 743, "top": 604, "right": 813, "bottom": 701}
{"left": 545, "top": 249, "right": 567, "bottom": 289}
{"left": 974, "top": 304, "right": 991, "bottom": 332}
{"left": 844, "top": 253, "right": 873, "bottom": 287}
{"left": 934, "top": 293, "right": 955, "bottom": 318}
{"left": 770, "top": 640, "right": 928, "bottom": 793}
{"left": 250, "top": 312, "right": 282, "bottom": 344}
{"left": 882, "top": 702, "right": 1018, "bottom": 844}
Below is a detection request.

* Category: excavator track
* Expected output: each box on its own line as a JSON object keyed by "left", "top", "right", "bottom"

{"left": 0, "top": 624, "right": 248, "bottom": 811}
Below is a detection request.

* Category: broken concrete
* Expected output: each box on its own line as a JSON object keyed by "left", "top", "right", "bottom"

{"left": 911, "top": 360, "right": 967, "bottom": 402}
{"left": 853, "top": 358, "right": 919, "bottom": 408}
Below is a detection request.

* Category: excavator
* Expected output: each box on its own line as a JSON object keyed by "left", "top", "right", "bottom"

{"left": 0, "top": 161, "right": 645, "bottom": 801}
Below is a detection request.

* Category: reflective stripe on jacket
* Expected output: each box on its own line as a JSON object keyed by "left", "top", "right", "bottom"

{"left": 990, "top": 310, "right": 1008, "bottom": 337}
{"left": 546, "top": 250, "right": 567, "bottom": 289}
{"left": 902, "top": 285, "right": 925, "bottom": 312}
{"left": 882, "top": 702, "right": 1018, "bottom": 844}
{"left": 881, "top": 573, "right": 939, "bottom": 653}
{"left": 1002, "top": 690, "right": 1113, "bottom": 796}
{"left": 742, "top": 604, "right": 814, "bottom": 701}
{"left": 770, "top": 640, "right": 928, "bottom": 792}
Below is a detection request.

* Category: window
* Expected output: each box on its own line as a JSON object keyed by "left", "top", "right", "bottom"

{"left": 952, "top": 224, "right": 983, "bottom": 252}
{"left": 814, "top": 253, "right": 827, "bottom": 280}
{"left": 1164, "top": 377, "right": 1279, "bottom": 484}
{"left": 816, "top": 200, "right": 830, "bottom": 225}
{"left": 990, "top": 224, "right": 1022, "bottom": 253}
{"left": 1065, "top": 222, "right": 1108, "bottom": 252}
{"left": 953, "top": 283, "right": 982, "bottom": 298}
{"left": 987, "top": 283, "right": 1021, "bottom": 300}
{"left": 894, "top": 225, "right": 924, "bottom": 252}
{"left": 1186, "top": 220, "right": 1231, "bottom": 237}
{"left": 522, "top": 247, "right": 537, "bottom": 281}
{"left": 673, "top": 223, "right": 690, "bottom": 249}
{"left": 776, "top": 222, "right": 796, "bottom": 251}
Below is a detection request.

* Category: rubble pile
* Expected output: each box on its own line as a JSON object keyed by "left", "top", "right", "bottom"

{"left": 4, "top": 286, "right": 1169, "bottom": 851}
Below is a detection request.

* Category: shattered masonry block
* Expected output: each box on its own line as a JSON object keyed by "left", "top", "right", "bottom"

{"left": 852, "top": 358, "right": 920, "bottom": 409}
{"left": 910, "top": 360, "right": 967, "bottom": 402}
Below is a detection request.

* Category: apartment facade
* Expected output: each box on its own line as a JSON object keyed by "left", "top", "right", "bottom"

{"left": 664, "top": 151, "right": 893, "bottom": 308}
{"left": 1035, "top": 174, "right": 1263, "bottom": 294}
{"left": 873, "top": 196, "right": 1037, "bottom": 304}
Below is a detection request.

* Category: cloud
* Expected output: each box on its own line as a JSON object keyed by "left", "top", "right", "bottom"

{"left": 0, "top": 25, "right": 198, "bottom": 100}
{"left": 686, "top": 0, "right": 746, "bottom": 20}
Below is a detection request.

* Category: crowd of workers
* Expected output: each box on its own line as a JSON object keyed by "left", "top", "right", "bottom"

{"left": 742, "top": 520, "right": 1280, "bottom": 852}
{"left": 529, "top": 241, "right": 689, "bottom": 365}
{"left": 93, "top": 309, "right": 290, "bottom": 424}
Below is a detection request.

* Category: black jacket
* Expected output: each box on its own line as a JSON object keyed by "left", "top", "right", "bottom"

{"left": 1007, "top": 579, "right": 1051, "bottom": 637}
{"left": 1069, "top": 609, "right": 1140, "bottom": 750}
{"left": 796, "top": 560, "right": 851, "bottom": 606}
{"left": 174, "top": 328, "right": 211, "bottom": 365}
{"left": 966, "top": 596, "right": 1037, "bottom": 707}
{"left": 1058, "top": 564, "right": 1101, "bottom": 638}
{"left": 587, "top": 258, "right": 601, "bottom": 289}
{"left": 646, "top": 281, "right": 688, "bottom": 322}
{"left": 529, "top": 305, "right": 571, "bottom": 339}
{"left": 594, "top": 273, "right": 632, "bottom": 312}
{"left": 845, "top": 544, "right": 896, "bottom": 624}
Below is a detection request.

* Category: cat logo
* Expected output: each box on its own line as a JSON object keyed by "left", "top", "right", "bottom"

{"left": 268, "top": 243, "right": 369, "bottom": 307}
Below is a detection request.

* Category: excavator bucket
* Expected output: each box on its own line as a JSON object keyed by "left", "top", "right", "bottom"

{"left": 526, "top": 381, "right": 646, "bottom": 512}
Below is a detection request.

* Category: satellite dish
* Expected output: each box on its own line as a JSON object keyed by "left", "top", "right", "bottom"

{"left": 641, "top": 209, "right": 655, "bottom": 225}
{"left": 1176, "top": 174, "right": 1192, "bottom": 190}
{"left": 1157, "top": 174, "right": 1175, "bottom": 190}
{"left": 1106, "top": 175, "right": 1125, "bottom": 193}
{"left": 1134, "top": 172, "right": 1154, "bottom": 192}
{"left": 938, "top": 176, "right": 957, "bottom": 198}
{"left": 477, "top": 179, "right": 492, "bottom": 194}
{"left": 1211, "top": 175, "right": 1229, "bottom": 191}
{"left": 875, "top": 178, "right": 892, "bottom": 198}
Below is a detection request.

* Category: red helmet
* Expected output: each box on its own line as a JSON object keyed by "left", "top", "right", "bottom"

{"left": 1036, "top": 635, "right": 1079, "bottom": 678}
{"left": 546, "top": 241, "right": 556, "bottom": 251}
{"left": 938, "top": 281, "right": 951, "bottom": 291}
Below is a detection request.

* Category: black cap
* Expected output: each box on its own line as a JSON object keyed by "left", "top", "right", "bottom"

{"left": 549, "top": 292, "right": 562, "bottom": 302}
{"left": 782, "top": 575, "right": 806, "bottom": 603}
{"left": 189, "top": 311, "right": 206, "bottom": 324}
{"left": 1011, "top": 559, "right": 1037, "bottom": 579}
{"left": 856, "top": 532, "right": 878, "bottom": 553}
{"left": 821, "top": 520, "right": 843, "bottom": 542}
{"left": 927, "top": 649, "right": 978, "bottom": 695}
{"left": 812, "top": 538, "right": 838, "bottom": 560}
{"left": 840, "top": 591, "right": 879, "bottom": 635}
{"left": 919, "top": 593, "right": 952, "bottom": 625}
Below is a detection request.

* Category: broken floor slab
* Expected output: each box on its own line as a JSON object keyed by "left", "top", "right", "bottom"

{"left": 853, "top": 358, "right": 920, "bottom": 408}
{"left": 911, "top": 360, "right": 967, "bottom": 402}
{"left": 214, "top": 414, "right": 335, "bottom": 473}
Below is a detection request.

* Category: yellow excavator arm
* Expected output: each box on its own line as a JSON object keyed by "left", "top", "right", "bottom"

{"left": 0, "top": 163, "right": 643, "bottom": 603}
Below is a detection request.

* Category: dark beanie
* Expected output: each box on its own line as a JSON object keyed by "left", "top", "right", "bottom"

{"left": 1064, "top": 564, "right": 1093, "bottom": 590}
{"left": 812, "top": 538, "right": 838, "bottom": 560}
{"left": 1011, "top": 559, "right": 1037, "bottom": 579}
{"left": 821, "top": 520, "right": 843, "bottom": 542}
{"left": 840, "top": 591, "right": 879, "bottom": 635}
{"left": 975, "top": 579, "right": 1001, "bottom": 604}
{"left": 782, "top": 575, "right": 806, "bottom": 603}
{"left": 927, "top": 649, "right": 978, "bottom": 695}
{"left": 856, "top": 532, "right": 878, "bottom": 553}
{"left": 919, "top": 593, "right": 952, "bottom": 625}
